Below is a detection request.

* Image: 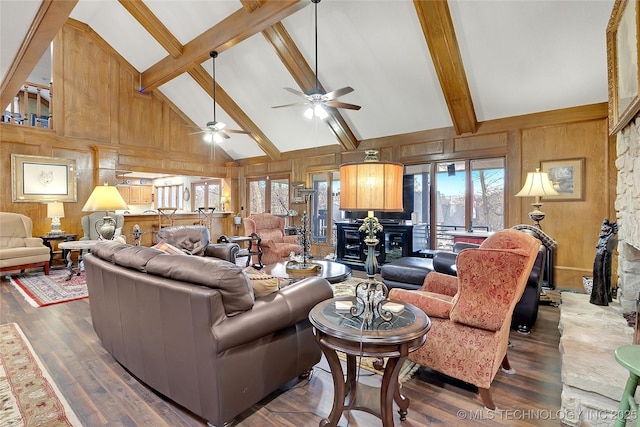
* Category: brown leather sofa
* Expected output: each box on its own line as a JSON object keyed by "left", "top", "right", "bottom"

{"left": 84, "top": 240, "right": 333, "bottom": 427}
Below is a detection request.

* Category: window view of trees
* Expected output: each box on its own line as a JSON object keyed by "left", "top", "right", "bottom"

{"left": 248, "top": 176, "right": 289, "bottom": 215}
{"left": 192, "top": 180, "right": 221, "bottom": 211}
{"left": 471, "top": 158, "right": 505, "bottom": 232}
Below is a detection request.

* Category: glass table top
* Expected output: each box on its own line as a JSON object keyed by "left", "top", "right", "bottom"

{"left": 309, "top": 296, "right": 430, "bottom": 345}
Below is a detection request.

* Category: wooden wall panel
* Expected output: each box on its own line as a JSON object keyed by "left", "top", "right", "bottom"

{"left": 307, "top": 154, "right": 338, "bottom": 168}
{"left": 117, "top": 67, "right": 163, "bottom": 147}
{"left": 399, "top": 140, "right": 444, "bottom": 159}
{"left": 520, "top": 119, "right": 609, "bottom": 290}
{"left": 0, "top": 21, "right": 612, "bottom": 292}
{"left": 454, "top": 132, "right": 508, "bottom": 152}
{"left": 60, "top": 26, "right": 111, "bottom": 142}
{"left": 268, "top": 160, "right": 291, "bottom": 173}
{"left": 167, "top": 108, "right": 210, "bottom": 157}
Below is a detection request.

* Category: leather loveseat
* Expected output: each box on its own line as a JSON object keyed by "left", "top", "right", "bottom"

{"left": 84, "top": 240, "right": 333, "bottom": 427}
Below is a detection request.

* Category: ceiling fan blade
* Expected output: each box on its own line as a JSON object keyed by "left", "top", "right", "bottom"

{"left": 226, "top": 129, "right": 251, "bottom": 135}
{"left": 324, "top": 86, "right": 354, "bottom": 100}
{"left": 188, "top": 130, "right": 207, "bottom": 135}
{"left": 272, "top": 102, "right": 309, "bottom": 109}
{"left": 220, "top": 130, "right": 231, "bottom": 139}
{"left": 324, "top": 101, "right": 361, "bottom": 110}
{"left": 284, "top": 87, "right": 309, "bottom": 99}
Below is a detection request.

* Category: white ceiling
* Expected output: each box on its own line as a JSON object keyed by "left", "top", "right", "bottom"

{"left": 1, "top": 0, "right": 614, "bottom": 160}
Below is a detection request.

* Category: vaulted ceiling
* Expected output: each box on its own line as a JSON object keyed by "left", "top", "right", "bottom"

{"left": 1, "top": 0, "right": 614, "bottom": 161}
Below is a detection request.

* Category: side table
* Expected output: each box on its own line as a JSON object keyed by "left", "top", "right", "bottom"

{"left": 218, "top": 233, "right": 263, "bottom": 268}
{"left": 39, "top": 234, "right": 78, "bottom": 267}
{"left": 58, "top": 240, "right": 100, "bottom": 281}
{"left": 309, "top": 297, "right": 430, "bottom": 426}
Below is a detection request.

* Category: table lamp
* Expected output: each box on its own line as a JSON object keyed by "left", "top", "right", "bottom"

{"left": 515, "top": 168, "right": 559, "bottom": 228}
{"left": 46, "top": 202, "right": 65, "bottom": 235}
{"left": 82, "top": 183, "right": 129, "bottom": 240}
{"left": 339, "top": 150, "right": 404, "bottom": 328}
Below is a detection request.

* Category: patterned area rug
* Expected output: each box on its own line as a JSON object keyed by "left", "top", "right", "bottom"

{"left": 331, "top": 277, "right": 362, "bottom": 297}
{"left": 330, "top": 277, "right": 420, "bottom": 384}
{"left": 8, "top": 270, "right": 88, "bottom": 308}
{"left": 0, "top": 323, "right": 82, "bottom": 426}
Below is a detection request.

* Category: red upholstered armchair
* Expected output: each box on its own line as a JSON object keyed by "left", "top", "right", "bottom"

{"left": 388, "top": 229, "right": 540, "bottom": 410}
{"left": 243, "top": 213, "right": 300, "bottom": 265}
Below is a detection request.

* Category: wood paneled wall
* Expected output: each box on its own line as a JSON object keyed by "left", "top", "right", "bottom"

{"left": 0, "top": 21, "right": 613, "bottom": 290}
{"left": 236, "top": 104, "right": 611, "bottom": 291}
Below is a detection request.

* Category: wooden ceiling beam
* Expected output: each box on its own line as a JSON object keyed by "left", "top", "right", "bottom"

{"left": 188, "top": 66, "right": 282, "bottom": 160}
{"left": 0, "top": 0, "right": 78, "bottom": 111}
{"left": 261, "top": 22, "right": 359, "bottom": 151}
{"left": 140, "top": 0, "right": 308, "bottom": 92}
{"left": 118, "top": 0, "right": 183, "bottom": 58}
{"left": 414, "top": 0, "right": 477, "bottom": 135}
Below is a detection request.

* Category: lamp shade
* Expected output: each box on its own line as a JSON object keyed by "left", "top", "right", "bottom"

{"left": 47, "top": 202, "right": 65, "bottom": 218}
{"left": 515, "top": 169, "right": 559, "bottom": 197}
{"left": 339, "top": 152, "right": 404, "bottom": 212}
{"left": 82, "top": 183, "right": 128, "bottom": 212}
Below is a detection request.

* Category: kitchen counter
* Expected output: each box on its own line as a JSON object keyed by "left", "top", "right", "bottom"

{"left": 120, "top": 212, "right": 235, "bottom": 246}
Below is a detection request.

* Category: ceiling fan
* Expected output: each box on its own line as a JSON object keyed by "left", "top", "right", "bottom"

{"left": 272, "top": 0, "right": 361, "bottom": 119}
{"left": 190, "top": 51, "right": 250, "bottom": 143}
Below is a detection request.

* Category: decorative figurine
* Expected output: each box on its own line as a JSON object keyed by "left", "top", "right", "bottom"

{"left": 590, "top": 219, "right": 618, "bottom": 306}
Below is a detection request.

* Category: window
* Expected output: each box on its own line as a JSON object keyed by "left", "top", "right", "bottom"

{"left": 434, "top": 158, "right": 505, "bottom": 249}
{"left": 336, "top": 158, "right": 504, "bottom": 252}
{"left": 155, "top": 184, "right": 184, "bottom": 209}
{"left": 435, "top": 161, "right": 467, "bottom": 248}
{"left": 306, "top": 172, "right": 341, "bottom": 245}
{"left": 470, "top": 158, "right": 505, "bottom": 232}
{"left": 247, "top": 176, "right": 289, "bottom": 216}
{"left": 192, "top": 179, "right": 221, "bottom": 212}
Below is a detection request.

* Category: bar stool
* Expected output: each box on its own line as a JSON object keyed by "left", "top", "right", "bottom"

{"left": 157, "top": 208, "right": 177, "bottom": 230}
{"left": 615, "top": 344, "right": 640, "bottom": 426}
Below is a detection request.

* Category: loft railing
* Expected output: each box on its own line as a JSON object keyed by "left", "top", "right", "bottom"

{"left": 3, "top": 81, "right": 53, "bottom": 129}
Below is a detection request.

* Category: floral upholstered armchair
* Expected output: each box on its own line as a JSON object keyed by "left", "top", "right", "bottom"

{"left": 388, "top": 229, "right": 540, "bottom": 410}
{"left": 243, "top": 213, "right": 300, "bottom": 265}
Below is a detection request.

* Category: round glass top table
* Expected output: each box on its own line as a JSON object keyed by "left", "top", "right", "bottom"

{"left": 309, "top": 296, "right": 431, "bottom": 426}
{"left": 263, "top": 259, "right": 352, "bottom": 284}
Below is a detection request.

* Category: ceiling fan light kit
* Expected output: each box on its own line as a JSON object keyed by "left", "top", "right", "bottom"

{"left": 189, "top": 51, "right": 250, "bottom": 143}
{"left": 272, "top": 0, "right": 361, "bottom": 119}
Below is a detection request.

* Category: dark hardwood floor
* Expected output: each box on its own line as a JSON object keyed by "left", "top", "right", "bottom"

{"left": 0, "top": 271, "right": 562, "bottom": 426}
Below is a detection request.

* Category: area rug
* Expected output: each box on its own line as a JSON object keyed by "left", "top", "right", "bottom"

{"left": 330, "top": 276, "right": 420, "bottom": 384}
{"left": 0, "top": 323, "right": 82, "bottom": 426}
{"left": 331, "top": 277, "right": 362, "bottom": 297}
{"left": 8, "top": 270, "right": 88, "bottom": 308}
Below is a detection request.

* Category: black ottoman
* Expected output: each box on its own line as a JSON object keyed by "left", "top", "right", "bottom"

{"left": 380, "top": 257, "right": 433, "bottom": 290}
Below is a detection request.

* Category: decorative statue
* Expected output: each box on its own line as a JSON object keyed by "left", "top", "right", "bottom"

{"left": 590, "top": 219, "right": 618, "bottom": 306}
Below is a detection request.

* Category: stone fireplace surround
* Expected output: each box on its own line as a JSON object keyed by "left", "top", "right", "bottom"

{"left": 616, "top": 116, "right": 640, "bottom": 313}
{"left": 558, "top": 116, "right": 640, "bottom": 426}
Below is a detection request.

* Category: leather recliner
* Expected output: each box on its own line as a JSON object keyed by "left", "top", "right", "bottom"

{"left": 156, "top": 225, "right": 239, "bottom": 261}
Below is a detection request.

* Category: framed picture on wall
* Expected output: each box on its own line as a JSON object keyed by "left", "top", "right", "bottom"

{"left": 11, "top": 154, "right": 77, "bottom": 202}
{"left": 607, "top": 0, "right": 640, "bottom": 135}
{"left": 540, "top": 158, "right": 585, "bottom": 201}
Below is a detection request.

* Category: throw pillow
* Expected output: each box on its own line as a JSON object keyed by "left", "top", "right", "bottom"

{"left": 243, "top": 266, "right": 279, "bottom": 298}
{"left": 153, "top": 240, "right": 186, "bottom": 255}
